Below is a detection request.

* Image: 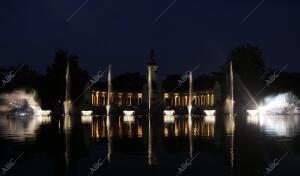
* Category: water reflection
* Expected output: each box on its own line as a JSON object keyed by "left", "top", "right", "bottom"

{"left": 0, "top": 115, "right": 51, "bottom": 141}
{"left": 107, "top": 115, "right": 112, "bottom": 163}
{"left": 247, "top": 114, "right": 300, "bottom": 137}
{"left": 81, "top": 115, "right": 92, "bottom": 124}
{"left": 225, "top": 116, "right": 235, "bottom": 172}
{"left": 1, "top": 114, "right": 300, "bottom": 176}
{"left": 63, "top": 116, "right": 72, "bottom": 169}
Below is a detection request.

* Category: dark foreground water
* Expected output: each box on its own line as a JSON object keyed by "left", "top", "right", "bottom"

{"left": 0, "top": 114, "right": 300, "bottom": 176}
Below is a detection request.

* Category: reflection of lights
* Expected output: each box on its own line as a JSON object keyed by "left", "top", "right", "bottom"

{"left": 123, "top": 115, "right": 135, "bottom": 123}
{"left": 225, "top": 117, "right": 235, "bottom": 135}
{"left": 246, "top": 110, "right": 259, "bottom": 116}
{"left": 64, "top": 116, "right": 72, "bottom": 132}
{"left": 204, "top": 115, "right": 215, "bottom": 123}
{"left": 164, "top": 115, "right": 175, "bottom": 123}
{"left": 163, "top": 110, "right": 175, "bottom": 116}
{"left": 81, "top": 110, "right": 93, "bottom": 116}
{"left": 259, "top": 115, "right": 299, "bottom": 137}
{"left": 204, "top": 110, "right": 216, "bottom": 116}
{"left": 38, "top": 115, "right": 51, "bottom": 124}
{"left": 81, "top": 115, "right": 92, "bottom": 124}
{"left": 137, "top": 125, "right": 143, "bottom": 138}
{"left": 123, "top": 110, "right": 135, "bottom": 116}
{"left": 246, "top": 113, "right": 300, "bottom": 137}
{"left": 0, "top": 114, "right": 51, "bottom": 141}
{"left": 247, "top": 115, "right": 259, "bottom": 125}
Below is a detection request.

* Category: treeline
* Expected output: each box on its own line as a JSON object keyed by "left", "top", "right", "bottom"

{"left": 1, "top": 45, "right": 300, "bottom": 108}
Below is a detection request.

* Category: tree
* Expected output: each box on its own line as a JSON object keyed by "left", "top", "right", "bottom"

{"left": 226, "top": 44, "right": 265, "bottom": 82}
{"left": 112, "top": 72, "right": 145, "bottom": 92}
{"left": 161, "top": 74, "right": 188, "bottom": 92}
{"left": 224, "top": 44, "right": 266, "bottom": 106}
{"left": 42, "top": 50, "right": 89, "bottom": 107}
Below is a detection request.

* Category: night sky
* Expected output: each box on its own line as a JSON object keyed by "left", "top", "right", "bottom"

{"left": 0, "top": 0, "right": 299, "bottom": 80}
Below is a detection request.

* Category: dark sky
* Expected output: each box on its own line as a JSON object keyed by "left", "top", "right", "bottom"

{"left": 0, "top": 0, "right": 299, "bottom": 80}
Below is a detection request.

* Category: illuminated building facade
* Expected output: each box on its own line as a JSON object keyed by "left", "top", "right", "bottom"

{"left": 90, "top": 50, "right": 221, "bottom": 108}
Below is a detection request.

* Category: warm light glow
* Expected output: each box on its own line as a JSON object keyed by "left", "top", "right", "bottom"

{"left": 163, "top": 115, "right": 175, "bottom": 123}
{"left": 38, "top": 110, "right": 52, "bottom": 116}
{"left": 163, "top": 110, "right": 175, "bottom": 116}
{"left": 81, "top": 115, "right": 92, "bottom": 124}
{"left": 204, "top": 110, "right": 216, "bottom": 116}
{"left": 123, "top": 115, "right": 135, "bottom": 123}
{"left": 123, "top": 110, "right": 135, "bottom": 116}
{"left": 204, "top": 115, "right": 215, "bottom": 123}
{"left": 246, "top": 110, "right": 259, "bottom": 116}
{"left": 81, "top": 110, "right": 93, "bottom": 116}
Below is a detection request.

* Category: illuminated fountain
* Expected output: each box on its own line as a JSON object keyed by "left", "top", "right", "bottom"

{"left": 258, "top": 92, "right": 300, "bottom": 115}
{"left": 0, "top": 90, "right": 50, "bottom": 117}
{"left": 64, "top": 59, "right": 72, "bottom": 116}
{"left": 148, "top": 63, "right": 152, "bottom": 116}
{"left": 188, "top": 71, "right": 193, "bottom": 116}
{"left": 225, "top": 61, "right": 234, "bottom": 117}
{"left": 106, "top": 65, "right": 112, "bottom": 116}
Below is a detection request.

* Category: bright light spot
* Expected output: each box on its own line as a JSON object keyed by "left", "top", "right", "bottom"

{"left": 246, "top": 115, "right": 259, "bottom": 125}
{"left": 246, "top": 110, "right": 259, "bottom": 116}
{"left": 204, "top": 115, "right": 215, "bottom": 123}
{"left": 204, "top": 110, "right": 216, "bottom": 116}
{"left": 123, "top": 110, "right": 135, "bottom": 116}
{"left": 39, "top": 110, "right": 52, "bottom": 116}
{"left": 123, "top": 115, "right": 135, "bottom": 123}
{"left": 81, "top": 115, "right": 92, "bottom": 124}
{"left": 259, "top": 92, "right": 300, "bottom": 115}
{"left": 81, "top": 110, "right": 93, "bottom": 116}
{"left": 163, "top": 110, "right": 175, "bottom": 116}
{"left": 164, "top": 115, "right": 175, "bottom": 123}
{"left": 38, "top": 115, "right": 51, "bottom": 124}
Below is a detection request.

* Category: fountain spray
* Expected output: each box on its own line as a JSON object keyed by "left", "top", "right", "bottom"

{"left": 106, "top": 65, "right": 112, "bottom": 116}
